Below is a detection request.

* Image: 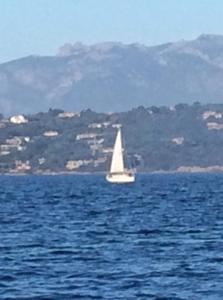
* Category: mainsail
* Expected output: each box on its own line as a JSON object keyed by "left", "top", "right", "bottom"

{"left": 106, "top": 127, "right": 135, "bottom": 183}
{"left": 110, "top": 128, "right": 124, "bottom": 173}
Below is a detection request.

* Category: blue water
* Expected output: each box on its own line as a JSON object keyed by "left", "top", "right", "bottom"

{"left": 0, "top": 174, "right": 223, "bottom": 300}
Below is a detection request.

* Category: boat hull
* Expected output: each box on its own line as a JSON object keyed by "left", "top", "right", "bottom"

{"left": 106, "top": 173, "right": 135, "bottom": 183}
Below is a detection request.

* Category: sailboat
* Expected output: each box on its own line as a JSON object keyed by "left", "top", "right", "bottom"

{"left": 106, "top": 127, "right": 135, "bottom": 183}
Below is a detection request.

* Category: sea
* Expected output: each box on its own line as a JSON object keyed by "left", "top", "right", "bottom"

{"left": 0, "top": 173, "right": 223, "bottom": 300}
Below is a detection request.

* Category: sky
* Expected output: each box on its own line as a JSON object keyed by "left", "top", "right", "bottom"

{"left": 1, "top": 0, "right": 223, "bottom": 63}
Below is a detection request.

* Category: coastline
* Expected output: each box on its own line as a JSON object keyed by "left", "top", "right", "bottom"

{"left": 2, "top": 166, "right": 223, "bottom": 176}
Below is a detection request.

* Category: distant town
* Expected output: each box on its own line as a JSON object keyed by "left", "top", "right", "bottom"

{"left": 1, "top": 102, "right": 223, "bottom": 174}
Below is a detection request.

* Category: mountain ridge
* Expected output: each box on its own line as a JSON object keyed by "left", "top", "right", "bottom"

{"left": 1, "top": 34, "right": 223, "bottom": 115}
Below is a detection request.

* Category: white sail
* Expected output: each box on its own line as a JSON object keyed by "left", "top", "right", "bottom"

{"left": 110, "top": 128, "right": 124, "bottom": 173}
{"left": 106, "top": 127, "right": 135, "bottom": 183}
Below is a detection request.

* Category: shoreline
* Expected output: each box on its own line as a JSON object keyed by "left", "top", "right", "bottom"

{"left": 2, "top": 168, "right": 223, "bottom": 176}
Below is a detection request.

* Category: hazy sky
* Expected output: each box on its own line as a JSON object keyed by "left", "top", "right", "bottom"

{"left": 1, "top": 0, "right": 223, "bottom": 63}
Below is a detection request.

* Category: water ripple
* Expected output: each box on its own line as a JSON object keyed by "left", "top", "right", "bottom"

{"left": 0, "top": 173, "right": 223, "bottom": 299}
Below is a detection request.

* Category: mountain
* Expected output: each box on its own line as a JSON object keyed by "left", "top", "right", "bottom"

{"left": 2, "top": 34, "right": 223, "bottom": 115}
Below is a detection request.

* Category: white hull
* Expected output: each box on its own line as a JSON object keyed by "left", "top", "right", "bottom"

{"left": 106, "top": 173, "right": 135, "bottom": 183}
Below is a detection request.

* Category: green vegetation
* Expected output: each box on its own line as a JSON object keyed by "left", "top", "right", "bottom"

{"left": 1, "top": 103, "right": 223, "bottom": 173}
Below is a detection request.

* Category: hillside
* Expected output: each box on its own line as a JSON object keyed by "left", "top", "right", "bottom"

{"left": 2, "top": 35, "right": 223, "bottom": 115}
{"left": 1, "top": 103, "right": 223, "bottom": 174}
